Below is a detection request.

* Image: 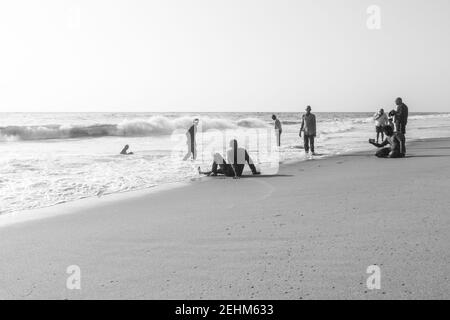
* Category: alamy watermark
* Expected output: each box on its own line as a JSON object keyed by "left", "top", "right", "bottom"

{"left": 367, "top": 5, "right": 381, "bottom": 30}
{"left": 366, "top": 265, "right": 381, "bottom": 290}
{"left": 67, "top": 5, "right": 81, "bottom": 30}
{"left": 66, "top": 265, "right": 81, "bottom": 290}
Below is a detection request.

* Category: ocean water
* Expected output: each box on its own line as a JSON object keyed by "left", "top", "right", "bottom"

{"left": 1, "top": 112, "right": 449, "bottom": 214}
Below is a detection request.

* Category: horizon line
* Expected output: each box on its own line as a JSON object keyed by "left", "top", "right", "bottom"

{"left": 0, "top": 110, "right": 448, "bottom": 114}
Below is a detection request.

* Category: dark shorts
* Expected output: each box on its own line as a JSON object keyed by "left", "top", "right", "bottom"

{"left": 212, "top": 157, "right": 236, "bottom": 177}
{"left": 220, "top": 164, "right": 236, "bottom": 177}
{"left": 376, "top": 147, "right": 404, "bottom": 158}
{"left": 376, "top": 126, "right": 383, "bottom": 133}
{"left": 396, "top": 122, "right": 407, "bottom": 135}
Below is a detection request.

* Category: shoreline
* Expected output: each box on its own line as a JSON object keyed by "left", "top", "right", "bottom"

{"left": 1, "top": 136, "right": 448, "bottom": 228}
{"left": 0, "top": 141, "right": 373, "bottom": 227}
{"left": 0, "top": 180, "right": 192, "bottom": 228}
{"left": 0, "top": 137, "right": 449, "bottom": 299}
{"left": 2, "top": 110, "right": 449, "bottom": 218}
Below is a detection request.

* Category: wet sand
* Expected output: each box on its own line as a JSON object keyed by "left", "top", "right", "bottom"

{"left": 1, "top": 138, "right": 449, "bottom": 299}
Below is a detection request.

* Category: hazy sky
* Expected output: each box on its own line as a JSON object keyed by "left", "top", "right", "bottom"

{"left": 0, "top": 0, "right": 449, "bottom": 112}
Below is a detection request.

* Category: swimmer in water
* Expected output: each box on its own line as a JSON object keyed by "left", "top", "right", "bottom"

{"left": 120, "top": 145, "right": 134, "bottom": 155}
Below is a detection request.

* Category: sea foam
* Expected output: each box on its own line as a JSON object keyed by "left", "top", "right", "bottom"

{"left": 0, "top": 116, "right": 269, "bottom": 141}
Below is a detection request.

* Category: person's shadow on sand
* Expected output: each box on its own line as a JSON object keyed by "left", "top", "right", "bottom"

{"left": 404, "top": 155, "right": 450, "bottom": 158}
{"left": 413, "top": 146, "right": 450, "bottom": 150}
{"left": 203, "top": 174, "right": 293, "bottom": 179}
{"left": 234, "top": 174, "right": 294, "bottom": 178}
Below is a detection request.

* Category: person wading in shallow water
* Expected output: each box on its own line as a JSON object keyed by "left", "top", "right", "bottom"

{"left": 394, "top": 97, "right": 408, "bottom": 154}
{"left": 369, "top": 125, "right": 405, "bottom": 158}
{"left": 183, "top": 118, "right": 199, "bottom": 161}
{"left": 120, "top": 145, "right": 134, "bottom": 155}
{"left": 299, "top": 105, "right": 317, "bottom": 156}
{"left": 272, "top": 114, "right": 282, "bottom": 147}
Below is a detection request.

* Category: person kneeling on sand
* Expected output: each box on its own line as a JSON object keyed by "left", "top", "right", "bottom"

{"left": 369, "top": 126, "right": 405, "bottom": 158}
{"left": 199, "top": 139, "right": 260, "bottom": 178}
{"left": 120, "top": 145, "right": 134, "bottom": 155}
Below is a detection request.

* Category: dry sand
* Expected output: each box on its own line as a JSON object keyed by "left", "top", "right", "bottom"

{"left": 0, "top": 138, "right": 449, "bottom": 300}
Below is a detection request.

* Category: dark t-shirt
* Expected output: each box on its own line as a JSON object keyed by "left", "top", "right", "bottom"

{"left": 396, "top": 104, "right": 409, "bottom": 125}
{"left": 301, "top": 113, "right": 316, "bottom": 136}
{"left": 187, "top": 125, "right": 196, "bottom": 145}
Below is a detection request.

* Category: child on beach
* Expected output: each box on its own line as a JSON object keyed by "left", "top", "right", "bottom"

{"left": 388, "top": 116, "right": 395, "bottom": 131}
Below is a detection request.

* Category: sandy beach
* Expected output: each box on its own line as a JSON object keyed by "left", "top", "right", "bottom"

{"left": 1, "top": 138, "right": 449, "bottom": 300}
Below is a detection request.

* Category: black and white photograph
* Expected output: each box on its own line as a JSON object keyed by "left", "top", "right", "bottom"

{"left": 0, "top": 0, "right": 449, "bottom": 306}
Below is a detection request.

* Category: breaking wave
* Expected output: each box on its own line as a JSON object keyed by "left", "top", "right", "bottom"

{"left": 0, "top": 116, "right": 269, "bottom": 141}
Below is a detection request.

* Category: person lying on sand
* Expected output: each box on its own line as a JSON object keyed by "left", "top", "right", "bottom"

{"left": 198, "top": 139, "right": 260, "bottom": 178}
{"left": 120, "top": 145, "right": 134, "bottom": 155}
{"left": 369, "top": 126, "right": 405, "bottom": 158}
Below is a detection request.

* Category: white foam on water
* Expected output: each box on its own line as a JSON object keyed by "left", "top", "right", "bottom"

{"left": 1, "top": 112, "right": 449, "bottom": 215}
{"left": 0, "top": 115, "right": 268, "bottom": 141}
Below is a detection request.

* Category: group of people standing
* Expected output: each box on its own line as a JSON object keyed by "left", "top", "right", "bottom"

{"left": 122, "top": 98, "right": 409, "bottom": 177}
{"left": 196, "top": 106, "right": 318, "bottom": 178}
{"left": 370, "top": 97, "right": 409, "bottom": 158}
{"left": 197, "top": 98, "right": 408, "bottom": 178}
{"left": 184, "top": 105, "right": 318, "bottom": 165}
{"left": 272, "top": 98, "right": 409, "bottom": 161}
{"left": 272, "top": 105, "right": 317, "bottom": 155}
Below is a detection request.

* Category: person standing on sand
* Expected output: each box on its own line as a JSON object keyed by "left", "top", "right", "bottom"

{"left": 395, "top": 97, "right": 409, "bottom": 135}
{"left": 183, "top": 118, "right": 199, "bottom": 161}
{"left": 272, "top": 114, "right": 282, "bottom": 147}
{"left": 299, "top": 106, "right": 317, "bottom": 156}
{"left": 393, "top": 97, "right": 408, "bottom": 154}
{"left": 373, "top": 108, "right": 388, "bottom": 143}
